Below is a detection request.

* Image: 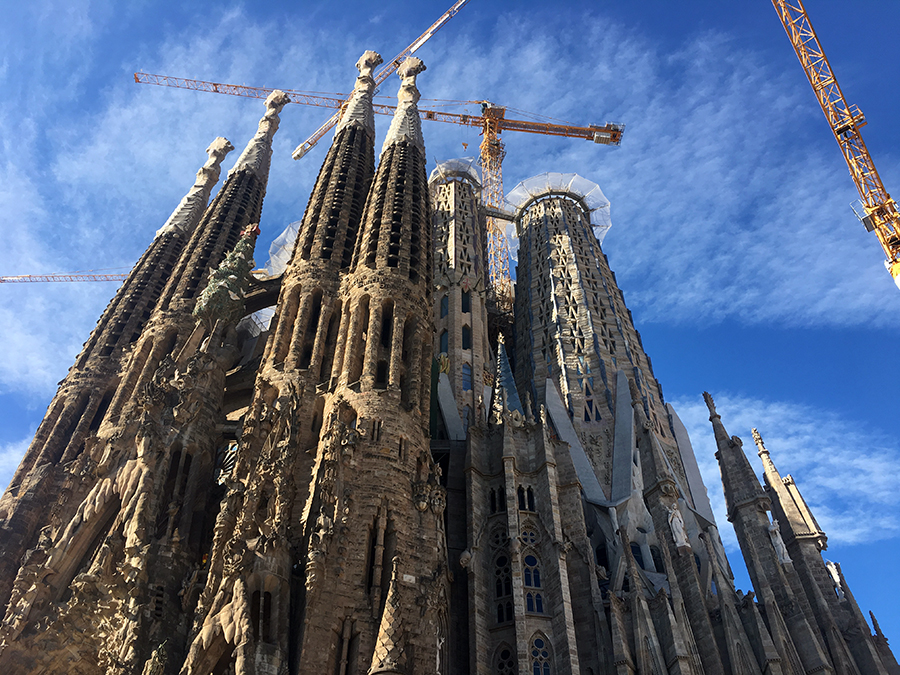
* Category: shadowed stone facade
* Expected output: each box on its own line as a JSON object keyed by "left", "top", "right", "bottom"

{"left": 0, "top": 51, "right": 896, "bottom": 675}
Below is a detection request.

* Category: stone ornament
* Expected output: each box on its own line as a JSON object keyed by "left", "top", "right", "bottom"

{"left": 667, "top": 502, "right": 690, "bottom": 549}
{"left": 768, "top": 519, "right": 793, "bottom": 564}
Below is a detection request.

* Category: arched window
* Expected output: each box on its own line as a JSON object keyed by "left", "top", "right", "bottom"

{"left": 495, "top": 645, "right": 516, "bottom": 675}
{"left": 518, "top": 486, "right": 526, "bottom": 510}
{"left": 530, "top": 636, "right": 551, "bottom": 675}
{"left": 439, "top": 330, "right": 448, "bottom": 354}
{"left": 526, "top": 592, "right": 544, "bottom": 614}
{"left": 495, "top": 555, "right": 512, "bottom": 599}
{"left": 461, "top": 290, "right": 471, "bottom": 313}
{"left": 526, "top": 487, "right": 535, "bottom": 511}
{"left": 440, "top": 294, "right": 449, "bottom": 318}
{"left": 630, "top": 543, "right": 645, "bottom": 569}
{"left": 495, "top": 552, "right": 513, "bottom": 625}
{"left": 524, "top": 554, "right": 542, "bottom": 589}
{"left": 462, "top": 363, "right": 472, "bottom": 391}
{"left": 490, "top": 489, "right": 497, "bottom": 514}
{"left": 462, "top": 324, "right": 472, "bottom": 350}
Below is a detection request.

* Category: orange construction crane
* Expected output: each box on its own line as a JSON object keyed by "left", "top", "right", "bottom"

{"left": 134, "top": 74, "right": 624, "bottom": 304}
{"left": 771, "top": 0, "right": 900, "bottom": 288}
{"left": 0, "top": 273, "right": 127, "bottom": 283}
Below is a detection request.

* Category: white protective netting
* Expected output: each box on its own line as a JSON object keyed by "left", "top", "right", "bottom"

{"left": 505, "top": 172, "right": 612, "bottom": 243}
{"left": 428, "top": 157, "right": 482, "bottom": 189}
{"left": 265, "top": 220, "right": 302, "bottom": 277}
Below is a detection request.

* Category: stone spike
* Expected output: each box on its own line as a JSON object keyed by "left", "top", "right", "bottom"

{"left": 871, "top": 612, "right": 885, "bottom": 639}
{"left": 156, "top": 137, "right": 234, "bottom": 238}
{"left": 369, "top": 556, "right": 406, "bottom": 674}
{"left": 753, "top": 427, "right": 780, "bottom": 476}
{"left": 336, "top": 50, "right": 382, "bottom": 136}
{"left": 230, "top": 89, "right": 291, "bottom": 180}
{"left": 381, "top": 57, "right": 426, "bottom": 154}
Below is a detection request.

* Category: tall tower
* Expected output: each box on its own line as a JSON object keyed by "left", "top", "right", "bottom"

{"left": 430, "top": 157, "right": 491, "bottom": 438}
{"left": 0, "top": 90, "right": 289, "bottom": 674}
{"left": 178, "top": 56, "right": 447, "bottom": 675}
{"left": 0, "top": 137, "right": 233, "bottom": 616}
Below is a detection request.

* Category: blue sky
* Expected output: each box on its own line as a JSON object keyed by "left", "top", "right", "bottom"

{"left": 2, "top": 0, "right": 898, "bottom": 642}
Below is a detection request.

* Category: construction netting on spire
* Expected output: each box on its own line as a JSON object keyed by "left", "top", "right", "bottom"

{"left": 505, "top": 172, "right": 612, "bottom": 242}
{"left": 428, "top": 157, "right": 482, "bottom": 191}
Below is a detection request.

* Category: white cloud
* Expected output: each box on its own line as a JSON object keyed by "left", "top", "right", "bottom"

{"left": 2, "top": 5, "right": 899, "bottom": 401}
{"left": 671, "top": 392, "right": 900, "bottom": 549}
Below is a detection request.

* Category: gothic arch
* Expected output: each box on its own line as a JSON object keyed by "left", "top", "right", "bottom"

{"left": 493, "top": 643, "right": 517, "bottom": 675}
{"left": 529, "top": 632, "right": 553, "bottom": 675}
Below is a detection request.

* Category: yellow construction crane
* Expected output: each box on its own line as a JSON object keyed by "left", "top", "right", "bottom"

{"left": 771, "top": 0, "right": 900, "bottom": 288}
{"left": 134, "top": 74, "right": 624, "bottom": 305}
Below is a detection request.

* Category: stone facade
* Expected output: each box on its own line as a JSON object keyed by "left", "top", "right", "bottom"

{"left": 0, "top": 51, "right": 896, "bottom": 675}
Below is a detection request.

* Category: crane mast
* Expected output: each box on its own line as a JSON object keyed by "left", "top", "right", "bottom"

{"left": 771, "top": 0, "right": 900, "bottom": 287}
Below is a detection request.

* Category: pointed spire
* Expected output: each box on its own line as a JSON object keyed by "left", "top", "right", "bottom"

{"left": 381, "top": 57, "right": 426, "bottom": 154}
{"left": 336, "top": 50, "right": 382, "bottom": 136}
{"left": 230, "top": 89, "right": 291, "bottom": 180}
{"left": 705, "top": 396, "right": 768, "bottom": 522}
{"left": 703, "top": 391, "right": 732, "bottom": 447}
{"left": 752, "top": 427, "right": 780, "bottom": 476}
{"left": 369, "top": 556, "right": 405, "bottom": 674}
{"left": 156, "top": 137, "right": 234, "bottom": 238}
{"left": 490, "top": 334, "right": 524, "bottom": 425}
{"left": 871, "top": 612, "right": 886, "bottom": 640}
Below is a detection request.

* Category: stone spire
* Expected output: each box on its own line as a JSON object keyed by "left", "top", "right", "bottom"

{"left": 156, "top": 137, "right": 234, "bottom": 238}
{"left": 752, "top": 427, "right": 827, "bottom": 551}
{"left": 704, "top": 392, "right": 768, "bottom": 521}
{"left": 229, "top": 89, "right": 291, "bottom": 181}
{"left": 369, "top": 557, "right": 406, "bottom": 674}
{"left": 489, "top": 334, "right": 524, "bottom": 423}
{"left": 336, "top": 50, "right": 382, "bottom": 135}
{"left": 381, "top": 57, "right": 425, "bottom": 154}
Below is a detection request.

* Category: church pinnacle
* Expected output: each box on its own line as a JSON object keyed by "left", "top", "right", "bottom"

{"left": 156, "top": 136, "right": 234, "bottom": 238}
{"left": 336, "top": 50, "right": 382, "bottom": 135}
{"left": 229, "top": 89, "right": 291, "bottom": 181}
{"left": 381, "top": 57, "right": 426, "bottom": 154}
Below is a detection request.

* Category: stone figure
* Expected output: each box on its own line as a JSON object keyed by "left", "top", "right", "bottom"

{"left": 667, "top": 502, "right": 690, "bottom": 548}
{"left": 768, "top": 519, "right": 792, "bottom": 564}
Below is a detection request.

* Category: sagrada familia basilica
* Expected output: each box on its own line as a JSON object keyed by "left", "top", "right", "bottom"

{"left": 0, "top": 51, "right": 896, "bottom": 675}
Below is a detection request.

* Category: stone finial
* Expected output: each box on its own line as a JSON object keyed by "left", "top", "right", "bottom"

{"left": 230, "top": 89, "right": 291, "bottom": 179}
{"left": 751, "top": 428, "right": 766, "bottom": 454}
{"left": 702, "top": 391, "right": 718, "bottom": 418}
{"left": 335, "top": 50, "right": 382, "bottom": 136}
{"left": 357, "top": 49, "right": 383, "bottom": 79}
{"left": 155, "top": 137, "right": 235, "bottom": 238}
{"left": 870, "top": 611, "right": 886, "bottom": 639}
{"left": 382, "top": 57, "right": 426, "bottom": 154}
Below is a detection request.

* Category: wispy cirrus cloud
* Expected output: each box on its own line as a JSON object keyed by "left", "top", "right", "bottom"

{"left": 671, "top": 392, "right": 900, "bottom": 550}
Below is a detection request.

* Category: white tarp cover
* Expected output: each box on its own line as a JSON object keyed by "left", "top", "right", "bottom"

{"left": 428, "top": 156, "right": 481, "bottom": 188}
{"left": 265, "top": 220, "right": 301, "bottom": 277}
{"left": 505, "top": 172, "right": 612, "bottom": 243}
